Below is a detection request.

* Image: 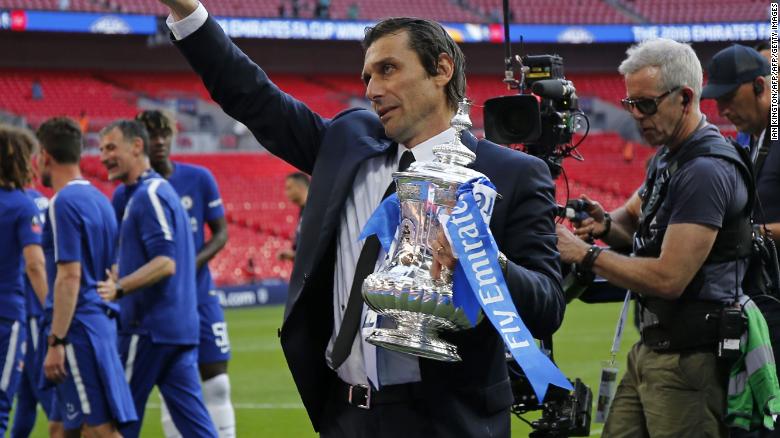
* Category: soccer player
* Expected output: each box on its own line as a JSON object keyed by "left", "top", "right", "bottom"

{"left": 97, "top": 119, "right": 217, "bottom": 438}
{"left": 0, "top": 125, "right": 47, "bottom": 436}
{"left": 11, "top": 186, "right": 65, "bottom": 438}
{"left": 133, "top": 110, "right": 234, "bottom": 438}
{"left": 36, "top": 117, "right": 137, "bottom": 437}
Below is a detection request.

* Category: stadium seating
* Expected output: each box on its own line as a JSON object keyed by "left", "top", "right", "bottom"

{"left": 467, "top": 0, "right": 634, "bottom": 24}
{"left": 619, "top": 0, "right": 769, "bottom": 23}
{"left": 560, "top": 132, "right": 653, "bottom": 203}
{"left": 0, "top": 70, "right": 137, "bottom": 130}
{"left": 1, "top": 0, "right": 769, "bottom": 23}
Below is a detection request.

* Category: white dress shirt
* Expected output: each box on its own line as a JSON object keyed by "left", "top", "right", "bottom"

{"left": 329, "top": 129, "right": 453, "bottom": 386}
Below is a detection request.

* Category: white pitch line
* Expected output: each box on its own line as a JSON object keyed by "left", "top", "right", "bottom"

{"left": 590, "top": 428, "right": 603, "bottom": 436}
{"left": 145, "top": 402, "right": 304, "bottom": 410}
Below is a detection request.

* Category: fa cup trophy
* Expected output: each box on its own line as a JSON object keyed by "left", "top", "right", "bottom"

{"left": 362, "top": 99, "right": 487, "bottom": 362}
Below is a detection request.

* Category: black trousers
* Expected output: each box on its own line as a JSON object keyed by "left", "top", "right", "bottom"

{"left": 319, "top": 381, "right": 435, "bottom": 438}
{"left": 318, "top": 378, "right": 511, "bottom": 438}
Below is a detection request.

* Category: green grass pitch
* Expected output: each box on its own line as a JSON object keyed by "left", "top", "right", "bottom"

{"left": 13, "top": 300, "right": 639, "bottom": 437}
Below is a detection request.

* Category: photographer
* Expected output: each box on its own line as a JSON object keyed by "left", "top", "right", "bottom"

{"left": 702, "top": 44, "right": 779, "bottom": 437}
{"left": 557, "top": 38, "right": 752, "bottom": 437}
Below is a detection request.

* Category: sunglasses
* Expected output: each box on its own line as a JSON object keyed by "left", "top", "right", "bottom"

{"left": 621, "top": 87, "right": 680, "bottom": 116}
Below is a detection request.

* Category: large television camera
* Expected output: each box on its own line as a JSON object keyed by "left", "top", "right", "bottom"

{"left": 507, "top": 345, "right": 593, "bottom": 437}
{"left": 484, "top": 53, "right": 587, "bottom": 179}
{"left": 484, "top": 4, "right": 594, "bottom": 435}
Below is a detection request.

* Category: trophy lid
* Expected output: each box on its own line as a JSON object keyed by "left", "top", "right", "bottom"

{"left": 394, "top": 98, "right": 484, "bottom": 187}
{"left": 433, "top": 99, "right": 476, "bottom": 167}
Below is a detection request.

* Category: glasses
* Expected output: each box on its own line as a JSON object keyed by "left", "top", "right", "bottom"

{"left": 621, "top": 87, "right": 680, "bottom": 116}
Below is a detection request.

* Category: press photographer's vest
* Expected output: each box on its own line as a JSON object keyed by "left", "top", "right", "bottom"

{"left": 635, "top": 128, "right": 754, "bottom": 351}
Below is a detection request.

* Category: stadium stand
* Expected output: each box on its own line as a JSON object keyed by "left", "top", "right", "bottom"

{"left": 466, "top": 0, "right": 634, "bottom": 24}
{"left": 0, "top": 0, "right": 769, "bottom": 23}
{"left": 618, "top": 0, "right": 769, "bottom": 23}
{"left": 0, "top": 70, "right": 137, "bottom": 130}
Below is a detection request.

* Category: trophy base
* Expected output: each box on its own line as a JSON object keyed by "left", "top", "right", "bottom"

{"left": 365, "top": 311, "right": 461, "bottom": 362}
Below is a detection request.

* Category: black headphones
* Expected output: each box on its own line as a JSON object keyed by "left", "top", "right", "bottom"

{"left": 682, "top": 92, "right": 690, "bottom": 106}
{"left": 754, "top": 80, "right": 764, "bottom": 95}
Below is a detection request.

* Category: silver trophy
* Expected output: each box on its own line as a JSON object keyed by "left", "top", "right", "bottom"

{"left": 361, "top": 99, "right": 488, "bottom": 362}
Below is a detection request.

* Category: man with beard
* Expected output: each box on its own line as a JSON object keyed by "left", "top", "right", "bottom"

{"left": 557, "top": 38, "right": 753, "bottom": 437}
{"left": 36, "top": 117, "right": 137, "bottom": 437}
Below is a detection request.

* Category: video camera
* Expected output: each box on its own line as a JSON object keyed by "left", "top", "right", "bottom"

{"left": 484, "top": 54, "right": 586, "bottom": 179}
{"left": 509, "top": 359, "right": 593, "bottom": 437}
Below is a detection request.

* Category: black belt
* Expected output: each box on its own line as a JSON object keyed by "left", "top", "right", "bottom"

{"left": 639, "top": 299, "right": 722, "bottom": 352}
{"left": 335, "top": 379, "right": 423, "bottom": 410}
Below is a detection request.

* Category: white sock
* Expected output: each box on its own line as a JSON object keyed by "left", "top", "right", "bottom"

{"left": 203, "top": 373, "right": 236, "bottom": 438}
{"left": 160, "top": 393, "right": 183, "bottom": 438}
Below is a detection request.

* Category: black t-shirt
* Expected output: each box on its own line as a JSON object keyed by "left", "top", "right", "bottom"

{"left": 644, "top": 125, "right": 750, "bottom": 301}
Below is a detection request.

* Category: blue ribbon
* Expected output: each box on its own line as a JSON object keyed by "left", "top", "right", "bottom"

{"left": 359, "top": 178, "right": 571, "bottom": 402}
{"left": 445, "top": 186, "right": 572, "bottom": 402}
{"left": 359, "top": 193, "right": 400, "bottom": 253}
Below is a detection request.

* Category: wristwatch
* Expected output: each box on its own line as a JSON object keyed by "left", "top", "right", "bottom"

{"left": 47, "top": 334, "right": 68, "bottom": 347}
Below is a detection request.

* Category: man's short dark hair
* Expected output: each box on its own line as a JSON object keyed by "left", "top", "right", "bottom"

{"left": 100, "top": 119, "right": 150, "bottom": 156}
{"left": 136, "top": 110, "right": 176, "bottom": 136}
{"left": 286, "top": 172, "right": 310, "bottom": 188}
{"left": 36, "top": 117, "right": 82, "bottom": 164}
{"left": 362, "top": 17, "right": 466, "bottom": 111}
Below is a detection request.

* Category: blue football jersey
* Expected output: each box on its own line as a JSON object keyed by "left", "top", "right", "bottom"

{"left": 42, "top": 180, "right": 118, "bottom": 317}
{"left": 116, "top": 170, "right": 198, "bottom": 345}
{"left": 167, "top": 162, "right": 225, "bottom": 305}
{"left": 114, "top": 163, "right": 224, "bottom": 306}
{"left": 0, "top": 188, "right": 42, "bottom": 321}
{"left": 23, "top": 189, "right": 48, "bottom": 318}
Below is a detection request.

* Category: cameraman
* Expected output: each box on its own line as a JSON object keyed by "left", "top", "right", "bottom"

{"left": 702, "top": 44, "right": 779, "bottom": 437}
{"left": 557, "top": 38, "right": 752, "bottom": 437}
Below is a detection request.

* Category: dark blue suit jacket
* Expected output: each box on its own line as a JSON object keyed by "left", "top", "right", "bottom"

{"left": 176, "top": 17, "right": 565, "bottom": 436}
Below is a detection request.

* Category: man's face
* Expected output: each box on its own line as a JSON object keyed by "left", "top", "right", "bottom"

{"left": 362, "top": 31, "right": 449, "bottom": 147}
{"left": 148, "top": 128, "right": 173, "bottom": 166}
{"left": 624, "top": 66, "right": 684, "bottom": 147}
{"left": 284, "top": 179, "right": 306, "bottom": 206}
{"left": 716, "top": 82, "right": 764, "bottom": 135}
{"left": 99, "top": 127, "right": 137, "bottom": 183}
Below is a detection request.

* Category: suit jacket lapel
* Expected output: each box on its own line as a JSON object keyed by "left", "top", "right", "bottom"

{"left": 321, "top": 136, "right": 395, "bottom": 227}
{"left": 288, "top": 137, "right": 395, "bottom": 313}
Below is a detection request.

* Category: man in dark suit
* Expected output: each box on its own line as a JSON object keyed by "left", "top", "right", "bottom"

{"left": 159, "top": 1, "right": 565, "bottom": 436}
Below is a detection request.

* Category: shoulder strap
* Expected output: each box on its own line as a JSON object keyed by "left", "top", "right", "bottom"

{"left": 672, "top": 139, "right": 756, "bottom": 215}
{"left": 754, "top": 131, "right": 771, "bottom": 178}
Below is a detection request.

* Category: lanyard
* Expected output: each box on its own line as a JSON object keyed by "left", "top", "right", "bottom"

{"left": 609, "top": 291, "right": 633, "bottom": 364}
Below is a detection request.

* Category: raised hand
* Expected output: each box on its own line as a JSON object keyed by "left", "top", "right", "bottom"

{"left": 157, "top": 0, "right": 199, "bottom": 20}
